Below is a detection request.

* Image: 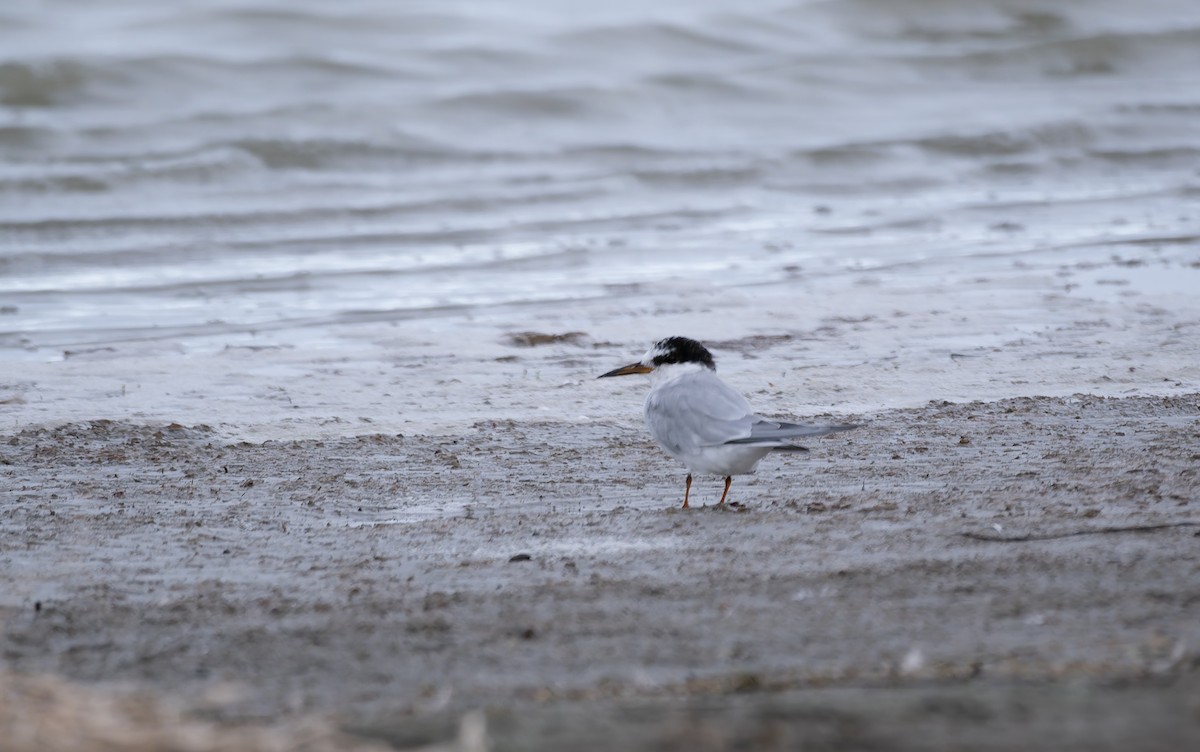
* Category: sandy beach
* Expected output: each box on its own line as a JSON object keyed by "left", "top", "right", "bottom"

{"left": 3, "top": 389, "right": 1199, "bottom": 750}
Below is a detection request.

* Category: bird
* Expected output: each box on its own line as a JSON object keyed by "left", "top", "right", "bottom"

{"left": 599, "top": 336, "right": 858, "bottom": 509}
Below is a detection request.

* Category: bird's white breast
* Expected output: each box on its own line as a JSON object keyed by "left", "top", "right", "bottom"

{"left": 680, "top": 443, "right": 773, "bottom": 477}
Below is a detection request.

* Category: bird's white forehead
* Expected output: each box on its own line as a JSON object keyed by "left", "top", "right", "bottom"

{"left": 642, "top": 342, "right": 670, "bottom": 363}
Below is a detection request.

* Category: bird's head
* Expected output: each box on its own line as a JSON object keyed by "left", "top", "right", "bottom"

{"left": 598, "top": 336, "right": 716, "bottom": 379}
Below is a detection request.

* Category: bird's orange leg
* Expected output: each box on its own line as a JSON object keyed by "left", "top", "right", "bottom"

{"left": 682, "top": 474, "right": 692, "bottom": 509}
{"left": 718, "top": 476, "right": 732, "bottom": 505}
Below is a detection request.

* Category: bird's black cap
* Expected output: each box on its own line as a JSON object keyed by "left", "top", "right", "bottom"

{"left": 650, "top": 337, "right": 716, "bottom": 370}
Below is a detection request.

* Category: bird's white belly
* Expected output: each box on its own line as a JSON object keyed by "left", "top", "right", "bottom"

{"left": 679, "top": 443, "right": 773, "bottom": 477}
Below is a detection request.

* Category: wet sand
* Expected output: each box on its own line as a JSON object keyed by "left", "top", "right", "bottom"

{"left": 2, "top": 393, "right": 1198, "bottom": 750}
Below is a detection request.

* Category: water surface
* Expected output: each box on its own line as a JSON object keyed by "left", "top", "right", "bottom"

{"left": 2, "top": 0, "right": 1198, "bottom": 357}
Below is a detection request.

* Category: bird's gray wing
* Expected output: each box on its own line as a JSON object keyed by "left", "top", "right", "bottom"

{"left": 644, "top": 371, "right": 756, "bottom": 455}
{"left": 723, "top": 419, "right": 859, "bottom": 445}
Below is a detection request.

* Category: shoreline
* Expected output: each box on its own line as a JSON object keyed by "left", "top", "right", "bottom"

{"left": 4, "top": 241, "right": 1199, "bottom": 441}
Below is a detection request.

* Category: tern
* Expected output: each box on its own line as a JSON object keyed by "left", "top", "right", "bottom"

{"left": 599, "top": 336, "right": 858, "bottom": 508}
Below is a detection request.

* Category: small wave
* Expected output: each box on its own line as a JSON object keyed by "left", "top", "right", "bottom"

{"left": 183, "top": 52, "right": 399, "bottom": 79}
{"left": 1119, "top": 102, "right": 1200, "bottom": 114}
{"left": 1, "top": 51, "right": 419, "bottom": 115}
{"left": 1086, "top": 146, "right": 1200, "bottom": 165}
{"left": 0, "top": 134, "right": 491, "bottom": 191}
{"left": 913, "top": 121, "right": 1094, "bottom": 157}
{"left": 0, "top": 179, "right": 624, "bottom": 248}
{"left": 229, "top": 136, "right": 461, "bottom": 169}
{"left": 552, "top": 21, "right": 760, "bottom": 56}
{"left": 424, "top": 45, "right": 550, "bottom": 71}
{"left": 0, "top": 145, "right": 262, "bottom": 194}
{"left": 0, "top": 125, "right": 47, "bottom": 148}
{"left": 129, "top": 7, "right": 466, "bottom": 37}
{"left": 898, "top": 27, "right": 1200, "bottom": 80}
{"left": 643, "top": 72, "right": 758, "bottom": 98}
{"left": 794, "top": 145, "right": 891, "bottom": 167}
{"left": 431, "top": 87, "right": 616, "bottom": 118}
{"left": 0, "top": 60, "right": 92, "bottom": 107}
{"left": 0, "top": 175, "right": 108, "bottom": 194}
{"left": 631, "top": 165, "right": 761, "bottom": 188}
{"left": 775, "top": 122, "right": 1100, "bottom": 165}
{"left": 564, "top": 144, "right": 710, "bottom": 160}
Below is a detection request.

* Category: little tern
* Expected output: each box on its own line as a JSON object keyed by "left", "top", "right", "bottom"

{"left": 599, "top": 336, "right": 858, "bottom": 508}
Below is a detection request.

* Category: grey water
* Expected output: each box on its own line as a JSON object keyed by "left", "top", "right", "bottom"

{"left": 2, "top": 0, "right": 1199, "bottom": 355}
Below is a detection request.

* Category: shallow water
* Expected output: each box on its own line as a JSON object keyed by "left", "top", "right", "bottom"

{"left": 3, "top": 0, "right": 1199, "bottom": 357}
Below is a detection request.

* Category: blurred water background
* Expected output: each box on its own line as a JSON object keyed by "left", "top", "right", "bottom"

{"left": 1, "top": 0, "right": 1198, "bottom": 358}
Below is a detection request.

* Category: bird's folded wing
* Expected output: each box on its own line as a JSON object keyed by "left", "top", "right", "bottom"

{"left": 722, "top": 419, "right": 859, "bottom": 445}
{"left": 645, "top": 373, "right": 756, "bottom": 451}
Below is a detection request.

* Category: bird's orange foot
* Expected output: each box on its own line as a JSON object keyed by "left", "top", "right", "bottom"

{"left": 717, "top": 475, "right": 732, "bottom": 506}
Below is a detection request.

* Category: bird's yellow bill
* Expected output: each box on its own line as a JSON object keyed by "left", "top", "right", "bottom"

{"left": 598, "top": 362, "right": 653, "bottom": 378}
